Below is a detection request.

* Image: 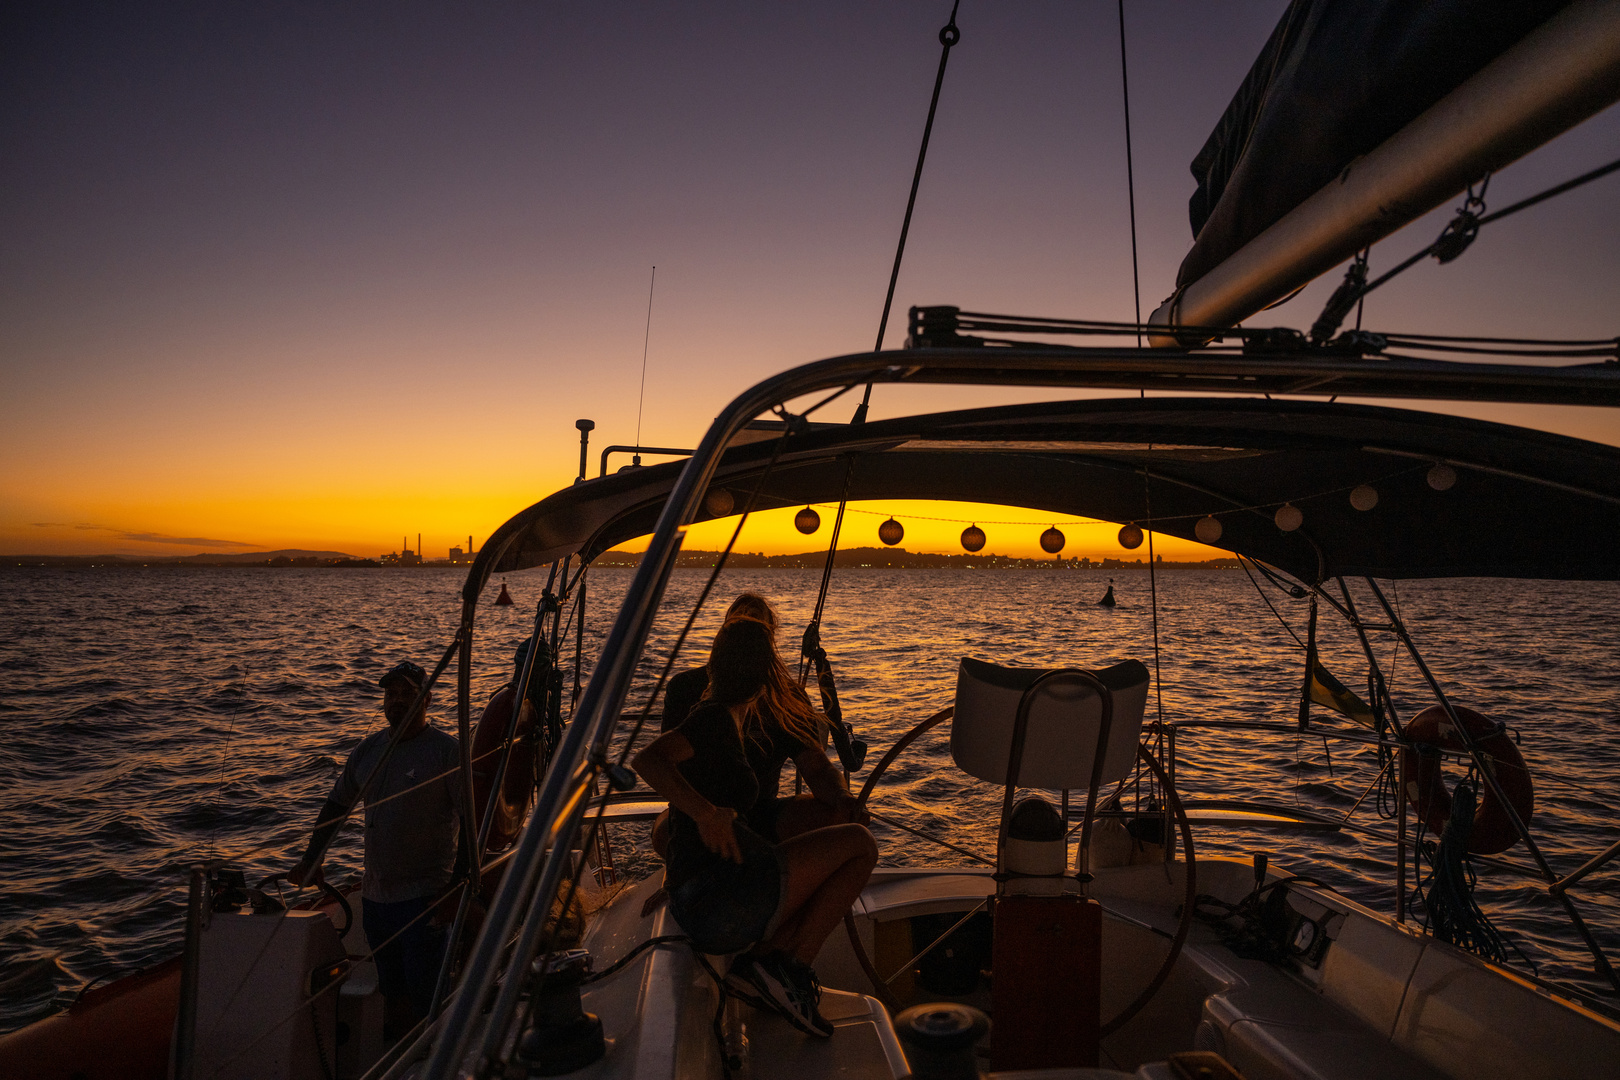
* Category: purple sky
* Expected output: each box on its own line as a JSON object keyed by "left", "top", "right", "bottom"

{"left": 3, "top": 2, "right": 1616, "bottom": 556}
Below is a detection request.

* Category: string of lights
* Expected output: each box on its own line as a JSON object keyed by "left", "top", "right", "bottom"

{"left": 755, "top": 462, "right": 1445, "bottom": 553}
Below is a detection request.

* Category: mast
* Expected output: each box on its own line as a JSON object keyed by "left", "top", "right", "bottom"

{"left": 1149, "top": 0, "right": 1620, "bottom": 345}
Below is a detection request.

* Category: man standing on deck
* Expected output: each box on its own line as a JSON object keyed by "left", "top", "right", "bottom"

{"left": 289, "top": 660, "right": 463, "bottom": 1042}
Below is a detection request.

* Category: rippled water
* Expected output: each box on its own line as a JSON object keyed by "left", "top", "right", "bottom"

{"left": 2, "top": 565, "right": 1617, "bottom": 1031}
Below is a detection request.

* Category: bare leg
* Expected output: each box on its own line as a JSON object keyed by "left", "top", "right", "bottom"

{"left": 650, "top": 809, "right": 671, "bottom": 859}
{"left": 764, "top": 824, "right": 878, "bottom": 965}
{"left": 771, "top": 795, "right": 854, "bottom": 842}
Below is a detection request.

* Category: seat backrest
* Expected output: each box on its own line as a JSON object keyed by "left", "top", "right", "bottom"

{"left": 951, "top": 658, "right": 1149, "bottom": 790}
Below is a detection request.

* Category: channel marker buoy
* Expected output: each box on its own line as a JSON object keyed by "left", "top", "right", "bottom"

{"left": 495, "top": 581, "right": 514, "bottom": 606}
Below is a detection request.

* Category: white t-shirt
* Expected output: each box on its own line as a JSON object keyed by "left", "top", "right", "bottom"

{"left": 328, "top": 724, "right": 461, "bottom": 903}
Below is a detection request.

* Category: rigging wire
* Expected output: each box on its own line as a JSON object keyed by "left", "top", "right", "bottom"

{"left": 633, "top": 266, "right": 657, "bottom": 455}
{"left": 523, "top": 434, "right": 800, "bottom": 1036}
{"left": 1116, "top": 0, "right": 1142, "bottom": 354}
{"left": 611, "top": 436, "right": 796, "bottom": 771}
{"left": 805, "top": 1, "right": 963, "bottom": 678}
{"left": 857, "top": 0, "right": 963, "bottom": 423}
{"left": 205, "top": 695, "right": 246, "bottom": 855}
{"left": 1334, "top": 153, "right": 1620, "bottom": 316}
{"left": 932, "top": 308, "right": 1614, "bottom": 357}
{"left": 1143, "top": 465, "right": 1166, "bottom": 805}
{"left": 1355, "top": 247, "right": 1368, "bottom": 331}
{"left": 1238, "top": 554, "right": 1306, "bottom": 650}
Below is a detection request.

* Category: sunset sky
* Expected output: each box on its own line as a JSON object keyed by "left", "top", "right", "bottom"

{"left": 4, "top": 2, "right": 1617, "bottom": 561}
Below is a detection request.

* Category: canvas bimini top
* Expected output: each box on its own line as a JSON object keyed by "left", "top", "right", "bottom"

{"left": 463, "top": 345, "right": 1620, "bottom": 594}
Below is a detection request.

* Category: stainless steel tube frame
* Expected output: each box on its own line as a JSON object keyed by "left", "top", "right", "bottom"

{"left": 421, "top": 344, "right": 1620, "bottom": 1078}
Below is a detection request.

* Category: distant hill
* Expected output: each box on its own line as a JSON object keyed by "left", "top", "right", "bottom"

{"left": 175, "top": 549, "right": 357, "bottom": 563}
{"left": 6, "top": 550, "right": 374, "bottom": 567}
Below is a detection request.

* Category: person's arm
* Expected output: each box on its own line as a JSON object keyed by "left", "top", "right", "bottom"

{"left": 660, "top": 668, "right": 706, "bottom": 732}
{"left": 633, "top": 729, "right": 743, "bottom": 863}
{"left": 794, "top": 744, "right": 868, "bottom": 824}
{"left": 288, "top": 797, "right": 347, "bottom": 885}
{"left": 289, "top": 750, "right": 361, "bottom": 886}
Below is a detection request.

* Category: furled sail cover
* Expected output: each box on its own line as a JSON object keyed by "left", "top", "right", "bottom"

{"left": 1179, "top": 0, "right": 1568, "bottom": 291}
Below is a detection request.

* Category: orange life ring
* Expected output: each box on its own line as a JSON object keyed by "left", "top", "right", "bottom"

{"left": 471, "top": 684, "right": 539, "bottom": 854}
{"left": 1401, "top": 704, "right": 1533, "bottom": 855}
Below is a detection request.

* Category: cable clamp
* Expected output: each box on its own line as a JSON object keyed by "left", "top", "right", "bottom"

{"left": 1432, "top": 177, "right": 1490, "bottom": 265}
{"left": 771, "top": 404, "right": 810, "bottom": 437}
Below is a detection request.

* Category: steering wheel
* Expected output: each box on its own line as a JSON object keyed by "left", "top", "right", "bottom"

{"left": 258, "top": 872, "right": 355, "bottom": 937}
{"left": 843, "top": 706, "right": 1196, "bottom": 1036}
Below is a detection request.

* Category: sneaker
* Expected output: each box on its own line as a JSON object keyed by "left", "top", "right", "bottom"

{"left": 737, "top": 951, "right": 832, "bottom": 1039}
{"left": 723, "top": 954, "right": 774, "bottom": 1013}
{"left": 782, "top": 957, "right": 832, "bottom": 1037}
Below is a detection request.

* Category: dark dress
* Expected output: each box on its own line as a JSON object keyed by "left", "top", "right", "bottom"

{"left": 661, "top": 666, "right": 813, "bottom": 839}
{"left": 664, "top": 700, "right": 807, "bottom": 954}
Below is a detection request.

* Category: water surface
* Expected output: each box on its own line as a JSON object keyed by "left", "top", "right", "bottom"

{"left": 2, "top": 564, "right": 1616, "bottom": 1030}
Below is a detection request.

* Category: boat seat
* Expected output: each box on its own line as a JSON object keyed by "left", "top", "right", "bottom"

{"left": 1391, "top": 940, "right": 1620, "bottom": 1080}
{"left": 743, "top": 987, "right": 909, "bottom": 1078}
{"left": 951, "top": 657, "right": 1149, "bottom": 789}
{"left": 1201, "top": 973, "right": 1445, "bottom": 1080}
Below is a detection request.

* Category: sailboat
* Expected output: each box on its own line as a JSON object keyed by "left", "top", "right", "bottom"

{"left": 4, "top": 2, "right": 1618, "bottom": 1078}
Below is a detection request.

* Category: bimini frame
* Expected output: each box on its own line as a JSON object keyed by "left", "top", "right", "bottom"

{"left": 420, "top": 343, "right": 1620, "bottom": 1079}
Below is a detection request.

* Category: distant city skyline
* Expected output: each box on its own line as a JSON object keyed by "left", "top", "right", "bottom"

{"left": 5, "top": 3, "right": 1616, "bottom": 559}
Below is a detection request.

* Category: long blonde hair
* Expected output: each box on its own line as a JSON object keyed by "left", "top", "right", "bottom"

{"left": 706, "top": 594, "right": 823, "bottom": 750}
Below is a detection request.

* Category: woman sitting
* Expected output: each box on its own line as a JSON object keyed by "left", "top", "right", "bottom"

{"left": 657, "top": 591, "right": 863, "bottom": 844}
{"left": 634, "top": 618, "right": 879, "bottom": 1038}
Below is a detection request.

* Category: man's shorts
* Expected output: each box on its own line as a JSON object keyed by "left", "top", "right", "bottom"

{"left": 362, "top": 895, "right": 449, "bottom": 1016}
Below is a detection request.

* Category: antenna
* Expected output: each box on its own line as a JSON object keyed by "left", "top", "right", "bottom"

{"left": 634, "top": 266, "right": 656, "bottom": 464}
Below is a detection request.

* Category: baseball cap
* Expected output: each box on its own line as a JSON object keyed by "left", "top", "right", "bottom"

{"left": 514, "top": 636, "right": 551, "bottom": 670}
{"left": 379, "top": 661, "right": 427, "bottom": 690}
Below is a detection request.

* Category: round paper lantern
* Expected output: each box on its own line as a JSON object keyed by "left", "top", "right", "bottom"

{"left": 1039, "top": 526, "right": 1066, "bottom": 554}
{"left": 1427, "top": 463, "right": 1457, "bottom": 491}
{"left": 1350, "top": 484, "right": 1379, "bottom": 511}
{"left": 1275, "top": 503, "right": 1304, "bottom": 532}
{"left": 704, "top": 487, "right": 735, "bottom": 517}
{"left": 960, "top": 524, "right": 986, "bottom": 552}
{"left": 878, "top": 517, "right": 905, "bottom": 546}
{"left": 1118, "top": 523, "right": 1144, "bottom": 550}
{"left": 794, "top": 506, "right": 821, "bottom": 535}
{"left": 1194, "top": 515, "right": 1223, "bottom": 544}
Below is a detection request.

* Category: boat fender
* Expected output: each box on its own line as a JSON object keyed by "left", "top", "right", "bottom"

{"left": 471, "top": 685, "right": 540, "bottom": 854}
{"left": 1401, "top": 705, "right": 1533, "bottom": 855}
